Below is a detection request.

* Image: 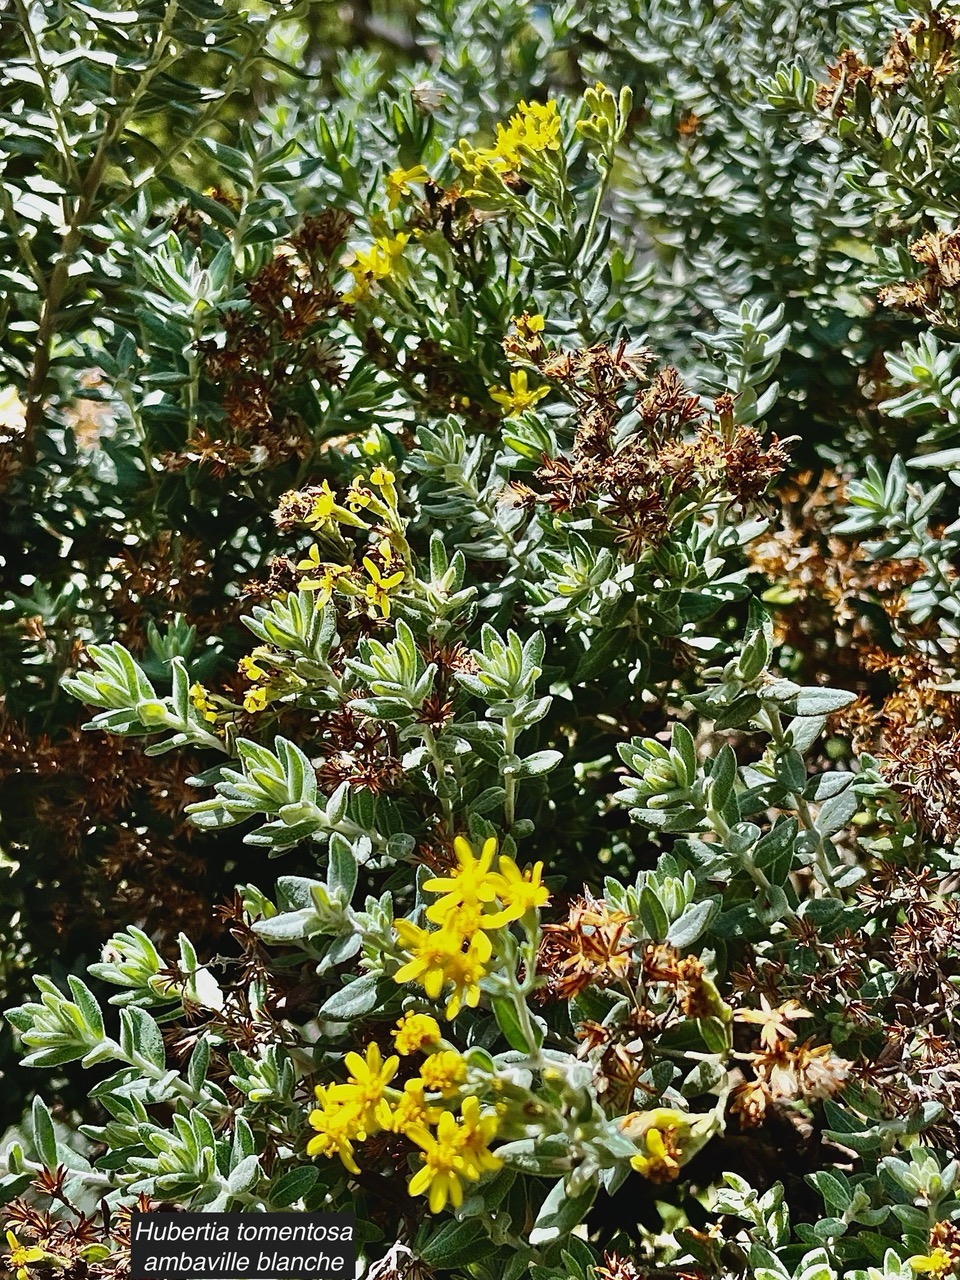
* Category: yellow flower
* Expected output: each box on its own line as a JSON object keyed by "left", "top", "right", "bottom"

{"left": 423, "top": 835, "right": 501, "bottom": 922}
{"left": 344, "top": 233, "right": 409, "bottom": 303}
{"left": 407, "top": 1110, "right": 467, "bottom": 1213}
{"left": 512, "top": 312, "right": 546, "bottom": 342}
{"left": 327, "top": 1041, "right": 400, "bottom": 1135}
{"left": 631, "top": 1126, "right": 680, "bottom": 1182}
{"left": 346, "top": 478, "right": 374, "bottom": 510}
{"left": 393, "top": 1011, "right": 442, "bottom": 1055}
{"left": 394, "top": 921, "right": 491, "bottom": 1020}
{"left": 499, "top": 99, "right": 561, "bottom": 165}
{"left": 309, "top": 481, "right": 338, "bottom": 524}
{"left": 911, "top": 1250, "right": 956, "bottom": 1278}
{"left": 423, "top": 838, "right": 550, "bottom": 932}
{"left": 436, "top": 935, "right": 491, "bottom": 1020}
{"left": 433, "top": 903, "right": 495, "bottom": 958}
{"left": 5, "top": 1231, "right": 44, "bottom": 1280}
{"left": 310, "top": 567, "right": 351, "bottom": 605}
{"left": 406, "top": 1098, "right": 501, "bottom": 1212}
{"left": 419, "top": 1050, "right": 467, "bottom": 1095}
{"left": 306, "top": 1088, "right": 364, "bottom": 1173}
{"left": 304, "top": 480, "right": 368, "bottom": 532}
{"left": 363, "top": 556, "right": 405, "bottom": 618}
{"left": 625, "top": 1108, "right": 691, "bottom": 1184}
{"left": 190, "top": 683, "right": 218, "bottom": 724}
{"left": 365, "top": 234, "right": 409, "bottom": 272}
{"left": 386, "top": 165, "right": 429, "bottom": 209}
{"left": 297, "top": 543, "right": 324, "bottom": 575}
{"left": 488, "top": 370, "right": 549, "bottom": 417}
{"left": 370, "top": 465, "right": 395, "bottom": 488}
{"left": 390, "top": 1079, "right": 443, "bottom": 1135}
{"left": 238, "top": 654, "right": 267, "bottom": 682}
{"left": 243, "top": 686, "right": 269, "bottom": 714}
{"left": 488, "top": 856, "right": 550, "bottom": 923}
{"left": 457, "top": 1095, "right": 502, "bottom": 1179}
{"left": 297, "top": 549, "right": 352, "bottom": 602}
{"left": 394, "top": 921, "right": 457, "bottom": 999}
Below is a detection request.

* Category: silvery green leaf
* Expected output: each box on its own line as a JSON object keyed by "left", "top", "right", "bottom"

{"left": 667, "top": 897, "right": 719, "bottom": 949}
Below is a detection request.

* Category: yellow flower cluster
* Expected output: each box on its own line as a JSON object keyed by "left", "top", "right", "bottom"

{"left": 393, "top": 836, "right": 550, "bottom": 1019}
{"left": 307, "top": 1017, "right": 501, "bottom": 1213}
{"left": 234, "top": 651, "right": 305, "bottom": 715}
{"left": 238, "top": 654, "right": 267, "bottom": 682}
{"left": 289, "top": 470, "right": 407, "bottom": 619}
{"left": 302, "top": 479, "right": 369, "bottom": 533}
{"left": 419, "top": 1049, "right": 467, "bottom": 1095}
{"left": 191, "top": 661, "right": 292, "bottom": 721}
{"left": 307, "top": 1042, "right": 398, "bottom": 1173}
{"left": 189, "top": 682, "right": 218, "bottom": 724}
{"left": 294, "top": 548, "right": 352, "bottom": 606}
{"left": 296, "top": 539, "right": 404, "bottom": 619}
{"left": 912, "top": 1251, "right": 957, "bottom": 1279}
{"left": 456, "top": 100, "right": 561, "bottom": 177}
{"left": 243, "top": 686, "right": 270, "bottom": 714}
{"left": 344, "top": 233, "right": 409, "bottom": 304}
{"left": 361, "top": 540, "right": 405, "bottom": 619}
{"left": 513, "top": 311, "right": 545, "bottom": 340}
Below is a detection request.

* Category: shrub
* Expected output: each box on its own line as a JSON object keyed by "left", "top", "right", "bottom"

{"left": 4, "top": 3, "right": 960, "bottom": 1280}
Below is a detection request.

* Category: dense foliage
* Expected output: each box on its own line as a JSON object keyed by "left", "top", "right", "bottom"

{"left": 5, "top": 2, "right": 960, "bottom": 1279}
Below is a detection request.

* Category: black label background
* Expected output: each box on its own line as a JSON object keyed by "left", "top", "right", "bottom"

{"left": 130, "top": 1211, "right": 356, "bottom": 1279}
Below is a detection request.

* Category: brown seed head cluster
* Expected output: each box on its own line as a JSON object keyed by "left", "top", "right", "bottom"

{"left": 878, "top": 228, "right": 960, "bottom": 320}
{"left": 817, "top": 11, "right": 960, "bottom": 116}
{"left": 512, "top": 339, "right": 789, "bottom": 560}
{"left": 161, "top": 210, "right": 354, "bottom": 475}
{"left": 538, "top": 891, "right": 636, "bottom": 999}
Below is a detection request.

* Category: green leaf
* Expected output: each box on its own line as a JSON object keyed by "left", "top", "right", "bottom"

{"left": 808, "top": 1170, "right": 853, "bottom": 1214}
{"left": 639, "top": 885, "right": 669, "bottom": 941}
{"left": 319, "top": 974, "right": 383, "bottom": 1021}
{"left": 667, "top": 898, "right": 719, "bottom": 949}
{"left": 792, "top": 687, "right": 856, "bottom": 717}
{"left": 672, "top": 721, "right": 697, "bottom": 786}
{"left": 227, "top": 1154, "right": 260, "bottom": 1195}
{"left": 121, "top": 1007, "right": 166, "bottom": 1072}
{"left": 574, "top": 627, "right": 625, "bottom": 680}
{"left": 492, "top": 995, "right": 540, "bottom": 1053}
{"left": 270, "top": 1165, "right": 320, "bottom": 1208}
{"left": 328, "top": 833, "right": 358, "bottom": 902}
{"left": 67, "top": 976, "right": 105, "bottom": 1039}
{"left": 753, "top": 819, "right": 798, "bottom": 886}
{"left": 32, "top": 1096, "right": 58, "bottom": 1169}
{"left": 519, "top": 750, "right": 563, "bottom": 777}
{"left": 419, "top": 1218, "right": 487, "bottom": 1268}
{"left": 815, "top": 785, "right": 858, "bottom": 838}
{"left": 708, "top": 744, "right": 738, "bottom": 810}
{"left": 529, "top": 1177, "right": 598, "bottom": 1246}
{"left": 187, "top": 1038, "right": 210, "bottom": 1092}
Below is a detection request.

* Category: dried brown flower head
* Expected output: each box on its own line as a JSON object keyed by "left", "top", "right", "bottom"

{"left": 538, "top": 892, "right": 636, "bottom": 999}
